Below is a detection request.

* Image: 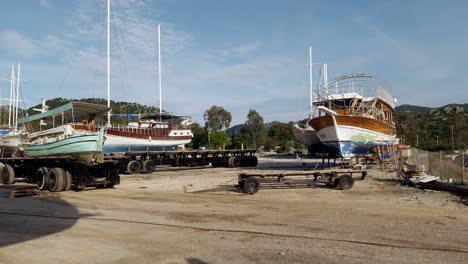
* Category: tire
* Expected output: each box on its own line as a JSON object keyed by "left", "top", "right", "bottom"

{"left": 336, "top": 175, "right": 354, "bottom": 190}
{"left": 143, "top": 159, "right": 156, "bottom": 173}
{"left": 36, "top": 167, "right": 50, "bottom": 190}
{"left": 228, "top": 157, "right": 240, "bottom": 168}
{"left": 1, "top": 164, "right": 15, "bottom": 185}
{"left": 48, "top": 167, "right": 66, "bottom": 192}
{"left": 127, "top": 160, "right": 141, "bottom": 174}
{"left": 231, "top": 157, "right": 240, "bottom": 168}
{"left": 62, "top": 171, "right": 72, "bottom": 191}
{"left": 243, "top": 176, "right": 260, "bottom": 194}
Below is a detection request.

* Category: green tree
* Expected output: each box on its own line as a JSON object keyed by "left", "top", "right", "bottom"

{"left": 242, "top": 109, "right": 266, "bottom": 149}
{"left": 187, "top": 122, "right": 207, "bottom": 149}
{"left": 203, "top": 105, "right": 232, "bottom": 131}
{"left": 209, "top": 131, "right": 230, "bottom": 149}
{"left": 266, "top": 121, "right": 302, "bottom": 152}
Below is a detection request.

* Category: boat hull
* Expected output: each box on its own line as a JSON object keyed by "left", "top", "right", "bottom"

{"left": 0, "top": 134, "right": 22, "bottom": 155}
{"left": 24, "top": 131, "right": 105, "bottom": 165}
{"left": 103, "top": 134, "right": 192, "bottom": 153}
{"left": 0, "top": 131, "right": 28, "bottom": 156}
{"left": 310, "top": 115, "right": 398, "bottom": 157}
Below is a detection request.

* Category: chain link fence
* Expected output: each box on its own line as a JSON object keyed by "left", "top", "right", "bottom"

{"left": 404, "top": 148, "right": 466, "bottom": 183}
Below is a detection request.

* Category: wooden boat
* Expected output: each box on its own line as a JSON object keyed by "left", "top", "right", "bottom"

{"left": 104, "top": 117, "right": 192, "bottom": 152}
{"left": 75, "top": 117, "right": 193, "bottom": 153}
{"left": 309, "top": 74, "right": 398, "bottom": 157}
{"left": 17, "top": 101, "right": 111, "bottom": 165}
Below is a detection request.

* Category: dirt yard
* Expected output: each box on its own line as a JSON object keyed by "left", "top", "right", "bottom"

{"left": 1, "top": 157, "right": 467, "bottom": 264}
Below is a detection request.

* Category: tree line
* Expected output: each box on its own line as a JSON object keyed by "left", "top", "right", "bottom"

{"left": 188, "top": 105, "right": 302, "bottom": 152}
{"left": 395, "top": 104, "right": 467, "bottom": 151}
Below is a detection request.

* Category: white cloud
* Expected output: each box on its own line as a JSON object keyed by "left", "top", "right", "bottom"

{"left": 39, "top": 0, "right": 52, "bottom": 8}
{"left": 0, "top": 30, "right": 41, "bottom": 59}
{"left": 0, "top": 0, "right": 302, "bottom": 125}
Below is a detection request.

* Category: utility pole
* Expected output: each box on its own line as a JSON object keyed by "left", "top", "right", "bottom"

{"left": 462, "top": 150, "right": 465, "bottom": 184}
{"left": 451, "top": 125, "right": 454, "bottom": 152}
{"left": 309, "top": 46, "right": 313, "bottom": 118}
{"left": 107, "top": 0, "right": 111, "bottom": 124}
{"left": 416, "top": 134, "right": 419, "bottom": 148}
{"left": 157, "top": 23, "right": 162, "bottom": 122}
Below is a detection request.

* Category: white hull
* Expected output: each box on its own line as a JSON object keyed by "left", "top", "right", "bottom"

{"left": 0, "top": 132, "right": 26, "bottom": 155}
{"left": 317, "top": 124, "right": 398, "bottom": 157}
{"left": 317, "top": 125, "right": 397, "bottom": 144}
{"left": 103, "top": 134, "right": 191, "bottom": 152}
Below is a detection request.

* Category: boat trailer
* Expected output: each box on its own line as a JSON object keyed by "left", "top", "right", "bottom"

{"left": 238, "top": 169, "right": 367, "bottom": 194}
{"left": 106, "top": 149, "right": 258, "bottom": 174}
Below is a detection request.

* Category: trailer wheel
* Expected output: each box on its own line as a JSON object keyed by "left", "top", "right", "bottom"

{"left": 143, "top": 160, "right": 156, "bottom": 173}
{"left": 229, "top": 157, "right": 240, "bottom": 168}
{"left": 127, "top": 160, "right": 141, "bottom": 174}
{"left": 1, "top": 164, "right": 15, "bottom": 185}
{"left": 36, "top": 167, "right": 50, "bottom": 190}
{"left": 336, "top": 175, "right": 354, "bottom": 190}
{"left": 243, "top": 176, "right": 260, "bottom": 194}
{"left": 48, "top": 168, "right": 66, "bottom": 192}
{"left": 62, "top": 171, "right": 72, "bottom": 191}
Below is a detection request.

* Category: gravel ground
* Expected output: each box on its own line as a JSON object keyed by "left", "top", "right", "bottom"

{"left": 0, "top": 157, "right": 467, "bottom": 264}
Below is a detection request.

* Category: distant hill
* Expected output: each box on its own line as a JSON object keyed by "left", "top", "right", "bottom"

{"left": 396, "top": 103, "right": 468, "bottom": 114}
{"left": 395, "top": 104, "right": 431, "bottom": 113}
{"left": 225, "top": 124, "right": 244, "bottom": 137}
{"left": 225, "top": 121, "right": 291, "bottom": 137}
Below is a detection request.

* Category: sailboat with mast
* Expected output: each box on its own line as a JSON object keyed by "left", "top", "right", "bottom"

{"left": 0, "top": 63, "right": 28, "bottom": 156}
{"left": 100, "top": 0, "right": 193, "bottom": 153}
{"left": 293, "top": 46, "right": 321, "bottom": 151}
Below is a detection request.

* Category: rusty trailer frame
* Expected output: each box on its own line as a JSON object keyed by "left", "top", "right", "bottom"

{"left": 238, "top": 169, "right": 367, "bottom": 194}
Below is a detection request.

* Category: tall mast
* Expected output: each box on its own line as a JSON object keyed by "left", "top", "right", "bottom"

{"left": 157, "top": 23, "right": 162, "bottom": 121}
{"left": 8, "top": 65, "right": 15, "bottom": 127}
{"left": 308, "top": 46, "right": 313, "bottom": 117}
{"left": 323, "top": 63, "right": 328, "bottom": 95}
{"left": 14, "top": 63, "right": 20, "bottom": 130}
{"left": 107, "top": 0, "right": 111, "bottom": 124}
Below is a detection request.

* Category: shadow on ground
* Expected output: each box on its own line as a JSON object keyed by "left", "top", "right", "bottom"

{"left": 0, "top": 184, "right": 85, "bottom": 247}
{"left": 186, "top": 257, "right": 209, "bottom": 264}
{"left": 191, "top": 180, "right": 336, "bottom": 194}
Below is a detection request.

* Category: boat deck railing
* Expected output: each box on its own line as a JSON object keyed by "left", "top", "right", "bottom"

{"left": 315, "top": 76, "right": 395, "bottom": 108}
{"left": 73, "top": 124, "right": 191, "bottom": 137}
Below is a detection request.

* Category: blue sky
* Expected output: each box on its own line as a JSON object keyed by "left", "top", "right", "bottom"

{"left": 0, "top": 0, "right": 467, "bottom": 125}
